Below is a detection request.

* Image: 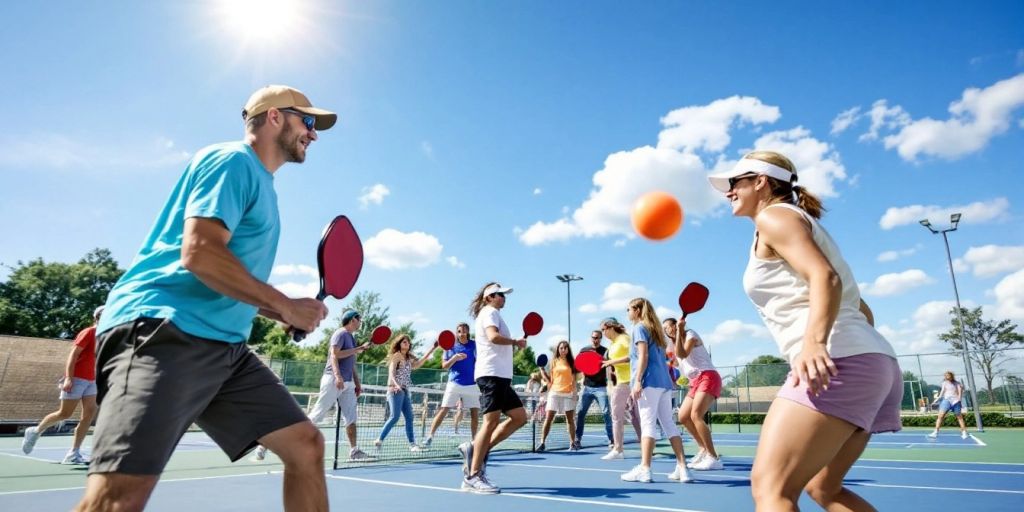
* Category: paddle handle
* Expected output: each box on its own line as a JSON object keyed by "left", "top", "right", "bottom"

{"left": 292, "top": 290, "right": 328, "bottom": 342}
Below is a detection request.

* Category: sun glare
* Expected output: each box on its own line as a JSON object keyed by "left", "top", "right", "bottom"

{"left": 216, "top": 0, "right": 302, "bottom": 45}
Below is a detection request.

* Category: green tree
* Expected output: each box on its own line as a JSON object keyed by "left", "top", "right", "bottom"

{"left": 513, "top": 345, "right": 539, "bottom": 376}
{"left": 0, "top": 248, "right": 123, "bottom": 338}
{"left": 727, "top": 355, "right": 789, "bottom": 388}
{"left": 306, "top": 291, "right": 418, "bottom": 365}
{"left": 248, "top": 316, "right": 297, "bottom": 360}
{"left": 939, "top": 307, "right": 1024, "bottom": 404}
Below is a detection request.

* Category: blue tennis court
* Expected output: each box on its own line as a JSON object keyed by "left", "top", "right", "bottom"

{"left": 2, "top": 427, "right": 1021, "bottom": 511}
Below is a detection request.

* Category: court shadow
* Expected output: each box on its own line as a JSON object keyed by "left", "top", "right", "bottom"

{"left": 693, "top": 478, "right": 751, "bottom": 488}
{"left": 504, "top": 486, "right": 672, "bottom": 499}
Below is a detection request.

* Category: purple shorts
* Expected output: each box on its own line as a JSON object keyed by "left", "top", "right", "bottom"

{"left": 776, "top": 352, "right": 903, "bottom": 433}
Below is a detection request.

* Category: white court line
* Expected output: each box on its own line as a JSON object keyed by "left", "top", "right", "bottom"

{"left": 0, "top": 471, "right": 279, "bottom": 496}
{"left": 492, "top": 462, "right": 1024, "bottom": 494}
{"left": 325, "top": 474, "right": 707, "bottom": 512}
{"left": 720, "top": 454, "right": 1024, "bottom": 467}
{"left": 0, "top": 451, "right": 58, "bottom": 464}
{"left": 971, "top": 434, "right": 987, "bottom": 446}
{"left": 711, "top": 439, "right": 978, "bottom": 447}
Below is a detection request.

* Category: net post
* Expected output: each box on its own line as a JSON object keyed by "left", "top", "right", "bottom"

{"left": 333, "top": 395, "right": 342, "bottom": 470}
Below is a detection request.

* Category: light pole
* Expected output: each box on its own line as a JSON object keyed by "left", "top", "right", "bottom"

{"left": 920, "top": 213, "right": 983, "bottom": 431}
{"left": 556, "top": 274, "right": 583, "bottom": 343}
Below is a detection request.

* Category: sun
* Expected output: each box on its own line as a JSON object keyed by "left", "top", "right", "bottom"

{"left": 214, "top": 0, "right": 303, "bottom": 45}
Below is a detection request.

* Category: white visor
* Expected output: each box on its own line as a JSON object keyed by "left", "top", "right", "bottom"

{"left": 484, "top": 284, "right": 513, "bottom": 297}
{"left": 707, "top": 158, "right": 795, "bottom": 192}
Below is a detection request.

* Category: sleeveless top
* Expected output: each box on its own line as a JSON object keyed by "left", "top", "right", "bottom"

{"left": 677, "top": 329, "right": 716, "bottom": 379}
{"left": 742, "top": 203, "right": 895, "bottom": 364}
{"left": 392, "top": 356, "right": 413, "bottom": 390}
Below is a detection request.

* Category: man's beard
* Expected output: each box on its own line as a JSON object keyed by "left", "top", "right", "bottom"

{"left": 276, "top": 122, "right": 306, "bottom": 163}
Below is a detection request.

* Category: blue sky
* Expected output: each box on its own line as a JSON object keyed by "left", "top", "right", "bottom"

{"left": 2, "top": 1, "right": 1023, "bottom": 371}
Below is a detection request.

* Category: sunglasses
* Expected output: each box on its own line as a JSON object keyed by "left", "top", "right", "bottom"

{"left": 280, "top": 108, "right": 316, "bottom": 131}
{"left": 488, "top": 292, "right": 505, "bottom": 299}
{"left": 728, "top": 173, "right": 758, "bottom": 192}
{"left": 591, "top": 336, "right": 600, "bottom": 340}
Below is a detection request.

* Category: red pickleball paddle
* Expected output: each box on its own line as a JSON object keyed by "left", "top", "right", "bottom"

{"left": 370, "top": 325, "right": 392, "bottom": 345}
{"left": 574, "top": 350, "right": 604, "bottom": 376}
{"left": 293, "top": 216, "right": 364, "bottom": 341}
{"left": 437, "top": 330, "right": 456, "bottom": 350}
{"left": 678, "top": 282, "right": 710, "bottom": 319}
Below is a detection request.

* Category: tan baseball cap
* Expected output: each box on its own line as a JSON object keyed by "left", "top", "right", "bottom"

{"left": 242, "top": 85, "right": 337, "bottom": 131}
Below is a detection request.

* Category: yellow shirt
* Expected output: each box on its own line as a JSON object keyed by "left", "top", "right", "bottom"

{"left": 608, "top": 333, "right": 632, "bottom": 384}
{"left": 550, "top": 358, "right": 575, "bottom": 393}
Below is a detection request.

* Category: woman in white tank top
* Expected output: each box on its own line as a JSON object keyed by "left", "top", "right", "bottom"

{"left": 708, "top": 150, "right": 902, "bottom": 511}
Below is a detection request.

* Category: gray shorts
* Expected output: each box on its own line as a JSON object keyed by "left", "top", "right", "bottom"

{"left": 90, "top": 318, "right": 308, "bottom": 475}
{"left": 59, "top": 377, "right": 97, "bottom": 400}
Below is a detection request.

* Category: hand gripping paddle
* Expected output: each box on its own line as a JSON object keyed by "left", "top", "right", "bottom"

{"left": 370, "top": 325, "right": 392, "bottom": 345}
{"left": 574, "top": 350, "right": 604, "bottom": 376}
{"left": 293, "top": 215, "right": 364, "bottom": 341}
{"left": 437, "top": 330, "right": 456, "bottom": 351}
{"left": 678, "top": 282, "right": 710, "bottom": 319}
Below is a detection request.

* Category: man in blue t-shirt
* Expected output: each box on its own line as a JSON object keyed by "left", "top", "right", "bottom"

{"left": 77, "top": 86, "right": 337, "bottom": 511}
{"left": 425, "top": 322, "right": 480, "bottom": 445}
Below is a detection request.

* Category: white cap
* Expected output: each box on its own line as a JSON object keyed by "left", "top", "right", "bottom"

{"left": 483, "top": 284, "right": 513, "bottom": 297}
{"left": 707, "top": 158, "right": 795, "bottom": 193}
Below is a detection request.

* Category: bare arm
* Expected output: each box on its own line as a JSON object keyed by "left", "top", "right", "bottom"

{"left": 756, "top": 207, "right": 841, "bottom": 393}
{"left": 182, "top": 217, "right": 326, "bottom": 332}
{"left": 62, "top": 345, "right": 85, "bottom": 391}
{"left": 631, "top": 341, "right": 649, "bottom": 399}
{"left": 485, "top": 326, "right": 526, "bottom": 347}
{"left": 858, "top": 299, "right": 875, "bottom": 327}
{"left": 412, "top": 344, "right": 438, "bottom": 370}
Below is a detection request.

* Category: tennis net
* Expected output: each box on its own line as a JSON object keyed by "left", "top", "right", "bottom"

{"left": 293, "top": 384, "right": 642, "bottom": 469}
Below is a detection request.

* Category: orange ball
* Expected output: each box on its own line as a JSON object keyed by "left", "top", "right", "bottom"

{"left": 632, "top": 191, "right": 683, "bottom": 241}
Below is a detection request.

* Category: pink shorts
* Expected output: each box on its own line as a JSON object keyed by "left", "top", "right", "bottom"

{"left": 776, "top": 352, "right": 903, "bottom": 433}
{"left": 687, "top": 370, "right": 722, "bottom": 399}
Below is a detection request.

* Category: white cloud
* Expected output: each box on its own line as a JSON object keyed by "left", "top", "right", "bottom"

{"left": 358, "top": 184, "right": 390, "bottom": 209}
{"left": 655, "top": 306, "right": 676, "bottom": 322}
{"left": 445, "top": 256, "right": 466, "bottom": 269}
{"left": 0, "top": 133, "right": 190, "bottom": 171}
{"left": 859, "top": 269, "right": 934, "bottom": 297}
{"left": 657, "top": 96, "right": 780, "bottom": 153}
{"left": 749, "top": 127, "right": 847, "bottom": 197}
{"left": 594, "top": 282, "right": 651, "bottom": 312}
{"left": 533, "top": 188, "right": 543, "bottom": 195}
{"left": 858, "top": 100, "right": 911, "bottom": 142}
{"left": 992, "top": 269, "right": 1024, "bottom": 321}
{"left": 364, "top": 228, "right": 443, "bottom": 270}
{"left": 830, "top": 106, "right": 861, "bottom": 135}
{"left": 420, "top": 141, "right": 434, "bottom": 159}
{"left": 274, "top": 281, "right": 319, "bottom": 298}
{"left": 613, "top": 239, "right": 627, "bottom": 248}
{"left": 877, "top": 246, "right": 920, "bottom": 262}
{"left": 704, "top": 320, "right": 771, "bottom": 346}
{"left": 955, "top": 245, "right": 1024, "bottom": 278}
{"left": 876, "top": 299, "right": 974, "bottom": 354}
{"left": 271, "top": 264, "right": 317, "bottom": 278}
{"left": 862, "top": 74, "right": 1024, "bottom": 161}
{"left": 518, "top": 96, "right": 846, "bottom": 245}
{"left": 878, "top": 197, "right": 1010, "bottom": 230}
{"left": 578, "top": 303, "right": 599, "bottom": 314}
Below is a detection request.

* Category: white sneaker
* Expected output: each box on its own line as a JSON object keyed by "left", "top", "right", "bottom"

{"left": 424, "top": 436, "right": 433, "bottom": 447}
{"left": 61, "top": 450, "right": 87, "bottom": 465}
{"left": 373, "top": 439, "right": 383, "bottom": 451}
{"left": 410, "top": 443, "right": 423, "bottom": 453}
{"left": 961, "top": 431, "right": 968, "bottom": 440}
{"left": 686, "top": 451, "right": 706, "bottom": 468}
{"left": 667, "top": 463, "right": 694, "bottom": 482}
{"left": 620, "top": 464, "right": 652, "bottom": 483}
{"left": 458, "top": 441, "right": 474, "bottom": 477}
{"left": 462, "top": 473, "right": 500, "bottom": 494}
{"left": 250, "top": 446, "right": 268, "bottom": 462}
{"left": 692, "top": 455, "right": 724, "bottom": 471}
{"left": 601, "top": 449, "right": 624, "bottom": 460}
{"left": 926, "top": 430, "right": 938, "bottom": 439}
{"left": 22, "top": 427, "right": 40, "bottom": 455}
